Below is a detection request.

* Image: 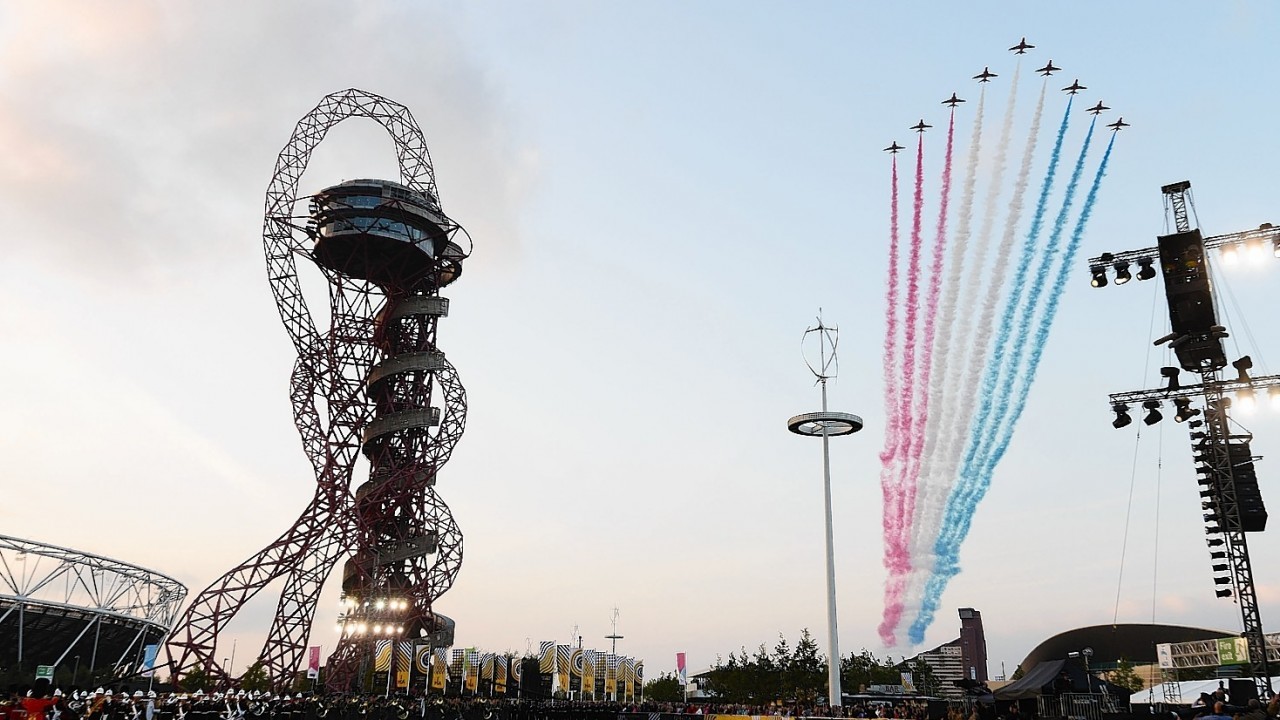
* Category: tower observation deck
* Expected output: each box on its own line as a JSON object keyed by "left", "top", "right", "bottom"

{"left": 166, "top": 90, "right": 472, "bottom": 691}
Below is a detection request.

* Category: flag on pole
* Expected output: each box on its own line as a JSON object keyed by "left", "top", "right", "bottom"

{"left": 141, "top": 645, "right": 159, "bottom": 678}
{"left": 307, "top": 646, "right": 321, "bottom": 679}
{"left": 676, "top": 652, "right": 687, "bottom": 687}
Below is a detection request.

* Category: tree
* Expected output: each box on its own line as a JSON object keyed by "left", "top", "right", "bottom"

{"left": 181, "top": 666, "right": 213, "bottom": 692}
{"left": 1107, "top": 658, "right": 1144, "bottom": 693}
{"left": 644, "top": 672, "right": 685, "bottom": 702}
{"left": 788, "top": 629, "right": 826, "bottom": 703}
{"left": 240, "top": 661, "right": 272, "bottom": 693}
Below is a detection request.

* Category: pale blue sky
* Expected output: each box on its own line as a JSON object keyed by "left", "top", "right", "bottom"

{"left": 1, "top": 0, "right": 1278, "bottom": 681}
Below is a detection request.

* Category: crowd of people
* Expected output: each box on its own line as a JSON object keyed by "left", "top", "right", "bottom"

{"left": 1, "top": 683, "right": 940, "bottom": 720}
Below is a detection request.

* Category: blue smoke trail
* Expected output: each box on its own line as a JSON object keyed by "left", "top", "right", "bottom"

{"left": 907, "top": 104, "right": 1084, "bottom": 645}
{"left": 979, "top": 130, "right": 1116, "bottom": 478}
{"left": 961, "top": 97, "right": 1073, "bottom": 484}
{"left": 977, "top": 116, "right": 1096, "bottom": 466}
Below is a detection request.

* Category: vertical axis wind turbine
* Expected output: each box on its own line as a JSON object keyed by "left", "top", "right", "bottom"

{"left": 788, "top": 315, "right": 864, "bottom": 708}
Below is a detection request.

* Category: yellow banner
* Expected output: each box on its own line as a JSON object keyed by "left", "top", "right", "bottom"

{"left": 431, "top": 650, "right": 448, "bottom": 691}
{"left": 374, "top": 640, "right": 392, "bottom": 672}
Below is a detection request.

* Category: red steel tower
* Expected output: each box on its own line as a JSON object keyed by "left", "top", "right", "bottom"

{"left": 165, "top": 89, "right": 470, "bottom": 688}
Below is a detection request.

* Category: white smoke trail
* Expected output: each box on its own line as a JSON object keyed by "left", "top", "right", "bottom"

{"left": 903, "top": 64, "right": 1021, "bottom": 628}
{"left": 964, "top": 77, "right": 1046, "bottom": 467}
{"left": 901, "top": 86, "right": 986, "bottom": 627}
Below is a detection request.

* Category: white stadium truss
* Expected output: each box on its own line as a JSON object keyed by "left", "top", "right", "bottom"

{"left": 0, "top": 534, "right": 187, "bottom": 678}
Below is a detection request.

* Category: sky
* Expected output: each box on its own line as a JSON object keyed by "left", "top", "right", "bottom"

{"left": 2, "top": 0, "right": 1280, "bottom": 684}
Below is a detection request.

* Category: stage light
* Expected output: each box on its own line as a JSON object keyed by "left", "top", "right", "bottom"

{"left": 1270, "top": 386, "right": 1280, "bottom": 408}
{"left": 1211, "top": 552, "right": 1227, "bottom": 560}
{"left": 1174, "top": 398, "right": 1200, "bottom": 423}
{"left": 1214, "top": 577, "right": 1232, "bottom": 585}
{"left": 1113, "top": 260, "right": 1132, "bottom": 284}
{"left": 1161, "top": 367, "right": 1181, "bottom": 391}
{"left": 1090, "top": 266, "right": 1108, "bottom": 287}
{"left": 1217, "top": 588, "right": 1233, "bottom": 598}
{"left": 1249, "top": 240, "right": 1267, "bottom": 261}
{"left": 1274, "top": 237, "right": 1280, "bottom": 258}
{"left": 1188, "top": 419, "right": 1204, "bottom": 429}
{"left": 1142, "top": 400, "right": 1163, "bottom": 425}
{"left": 1213, "top": 564, "right": 1229, "bottom": 573}
{"left": 1222, "top": 243, "right": 1240, "bottom": 264}
{"left": 1233, "top": 356, "right": 1253, "bottom": 383}
{"left": 1136, "top": 258, "right": 1157, "bottom": 280}
{"left": 1112, "top": 403, "right": 1132, "bottom": 429}
{"left": 1237, "top": 387, "right": 1257, "bottom": 413}
{"left": 1208, "top": 538, "right": 1225, "bottom": 547}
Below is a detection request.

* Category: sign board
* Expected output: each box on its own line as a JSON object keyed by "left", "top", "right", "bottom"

{"left": 1156, "top": 643, "right": 1173, "bottom": 669}
{"left": 1218, "top": 637, "right": 1249, "bottom": 665}
{"left": 35, "top": 665, "right": 54, "bottom": 680}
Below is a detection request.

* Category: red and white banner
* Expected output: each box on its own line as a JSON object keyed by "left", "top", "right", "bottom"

{"left": 676, "top": 652, "right": 687, "bottom": 686}
{"left": 307, "top": 646, "right": 321, "bottom": 679}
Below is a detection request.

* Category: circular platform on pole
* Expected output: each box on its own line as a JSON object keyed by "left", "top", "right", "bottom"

{"left": 787, "top": 411, "right": 863, "bottom": 437}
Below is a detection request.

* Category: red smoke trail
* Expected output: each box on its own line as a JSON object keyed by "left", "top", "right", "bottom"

{"left": 879, "top": 134, "right": 925, "bottom": 644}
{"left": 879, "top": 153, "right": 902, "bottom": 598}
{"left": 881, "top": 116, "right": 954, "bottom": 645}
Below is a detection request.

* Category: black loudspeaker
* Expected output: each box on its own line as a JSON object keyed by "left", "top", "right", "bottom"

{"left": 1229, "top": 678, "right": 1258, "bottom": 705}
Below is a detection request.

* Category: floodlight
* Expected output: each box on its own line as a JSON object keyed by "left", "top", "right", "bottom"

{"left": 1112, "top": 403, "right": 1132, "bottom": 429}
{"left": 1142, "top": 400, "right": 1163, "bottom": 425}
{"left": 1090, "top": 266, "right": 1108, "bottom": 287}
{"left": 1136, "top": 258, "right": 1157, "bottom": 280}
{"left": 1174, "top": 398, "right": 1200, "bottom": 423}
{"left": 1113, "top": 260, "right": 1132, "bottom": 284}
{"left": 1233, "top": 356, "right": 1253, "bottom": 383}
{"left": 1237, "top": 387, "right": 1257, "bottom": 413}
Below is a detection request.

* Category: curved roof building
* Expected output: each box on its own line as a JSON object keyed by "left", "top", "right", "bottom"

{"left": 0, "top": 534, "right": 187, "bottom": 682}
{"left": 1020, "top": 623, "right": 1231, "bottom": 670}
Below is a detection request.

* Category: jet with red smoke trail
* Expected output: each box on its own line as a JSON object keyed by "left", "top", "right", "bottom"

{"left": 911, "top": 120, "right": 931, "bottom": 133}
{"left": 885, "top": 141, "right": 905, "bottom": 154}
{"left": 942, "top": 93, "right": 965, "bottom": 107}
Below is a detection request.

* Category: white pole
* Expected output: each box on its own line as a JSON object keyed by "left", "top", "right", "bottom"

{"left": 820, "top": 335, "right": 842, "bottom": 709}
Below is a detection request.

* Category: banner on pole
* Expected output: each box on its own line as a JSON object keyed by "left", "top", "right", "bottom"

{"left": 676, "top": 652, "right": 687, "bottom": 686}
{"left": 142, "top": 645, "right": 160, "bottom": 678}
{"left": 307, "top": 646, "right": 321, "bottom": 679}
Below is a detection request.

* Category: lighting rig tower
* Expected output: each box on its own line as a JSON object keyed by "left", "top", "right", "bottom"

{"left": 1090, "top": 180, "right": 1280, "bottom": 698}
{"left": 166, "top": 89, "right": 471, "bottom": 689}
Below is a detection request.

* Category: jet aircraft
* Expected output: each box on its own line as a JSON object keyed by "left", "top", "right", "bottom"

{"left": 942, "top": 93, "right": 965, "bottom": 107}
{"left": 1062, "top": 79, "right": 1086, "bottom": 95}
{"left": 1087, "top": 101, "right": 1110, "bottom": 115}
{"left": 1009, "top": 37, "right": 1034, "bottom": 54}
{"left": 973, "top": 67, "right": 997, "bottom": 82}
{"left": 911, "top": 120, "right": 931, "bottom": 133}
{"left": 884, "top": 141, "right": 905, "bottom": 154}
{"left": 1107, "top": 117, "right": 1130, "bottom": 131}
{"left": 1036, "top": 60, "right": 1061, "bottom": 77}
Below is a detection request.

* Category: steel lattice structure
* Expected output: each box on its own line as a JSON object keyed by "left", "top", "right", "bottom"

{"left": 0, "top": 534, "right": 187, "bottom": 677}
{"left": 166, "top": 89, "right": 470, "bottom": 689}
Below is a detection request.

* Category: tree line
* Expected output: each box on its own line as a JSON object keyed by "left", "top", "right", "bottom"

{"left": 644, "top": 629, "right": 939, "bottom": 704}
